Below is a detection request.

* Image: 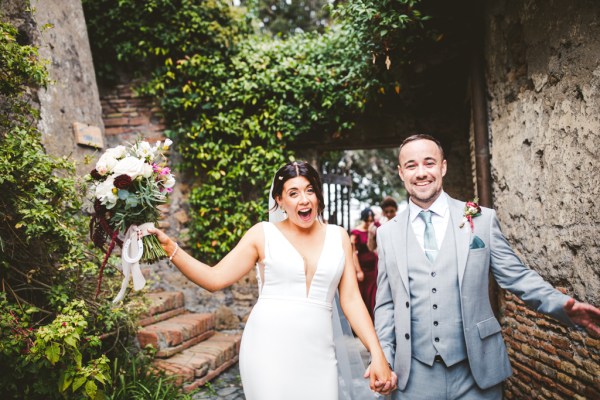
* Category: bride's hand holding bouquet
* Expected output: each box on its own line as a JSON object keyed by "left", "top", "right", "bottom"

{"left": 88, "top": 139, "right": 176, "bottom": 302}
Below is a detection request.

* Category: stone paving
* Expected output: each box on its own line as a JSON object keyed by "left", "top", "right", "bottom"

{"left": 191, "top": 363, "right": 245, "bottom": 400}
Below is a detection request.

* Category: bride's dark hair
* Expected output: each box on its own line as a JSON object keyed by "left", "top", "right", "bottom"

{"left": 270, "top": 161, "right": 325, "bottom": 220}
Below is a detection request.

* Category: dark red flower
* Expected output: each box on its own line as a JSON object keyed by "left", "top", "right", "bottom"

{"left": 92, "top": 226, "right": 107, "bottom": 248}
{"left": 90, "top": 169, "right": 103, "bottom": 180}
{"left": 114, "top": 174, "right": 133, "bottom": 189}
{"left": 93, "top": 199, "right": 105, "bottom": 214}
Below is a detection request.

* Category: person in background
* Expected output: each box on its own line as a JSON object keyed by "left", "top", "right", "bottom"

{"left": 351, "top": 208, "right": 379, "bottom": 321}
{"left": 368, "top": 196, "right": 399, "bottom": 252}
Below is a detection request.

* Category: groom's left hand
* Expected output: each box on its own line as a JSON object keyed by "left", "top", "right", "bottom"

{"left": 564, "top": 298, "right": 600, "bottom": 337}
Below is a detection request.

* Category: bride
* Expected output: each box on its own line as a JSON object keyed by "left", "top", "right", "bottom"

{"left": 149, "top": 161, "right": 397, "bottom": 399}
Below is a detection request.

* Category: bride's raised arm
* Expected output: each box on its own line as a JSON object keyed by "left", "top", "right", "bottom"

{"left": 149, "top": 223, "right": 263, "bottom": 292}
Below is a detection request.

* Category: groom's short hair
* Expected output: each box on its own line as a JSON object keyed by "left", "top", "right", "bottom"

{"left": 399, "top": 134, "right": 445, "bottom": 160}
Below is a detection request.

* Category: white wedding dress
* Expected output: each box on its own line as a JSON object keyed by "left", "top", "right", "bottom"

{"left": 239, "top": 222, "right": 345, "bottom": 400}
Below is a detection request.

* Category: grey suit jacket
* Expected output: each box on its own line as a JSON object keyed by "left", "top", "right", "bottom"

{"left": 374, "top": 196, "right": 573, "bottom": 392}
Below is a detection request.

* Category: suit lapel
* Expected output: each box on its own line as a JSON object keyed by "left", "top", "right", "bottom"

{"left": 393, "top": 209, "right": 410, "bottom": 293}
{"left": 449, "top": 197, "right": 471, "bottom": 288}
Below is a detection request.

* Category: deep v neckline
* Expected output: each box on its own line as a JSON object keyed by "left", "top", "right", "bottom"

{"left": 270, "top": 222, "right": 328, "bottom": 297}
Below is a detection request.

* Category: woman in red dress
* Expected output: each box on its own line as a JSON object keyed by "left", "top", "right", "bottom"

{"left": 350, "top": 208, "right": 378, "bottom": 321}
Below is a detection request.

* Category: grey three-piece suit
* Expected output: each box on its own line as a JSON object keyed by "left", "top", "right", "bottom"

{"left": 374, "top": 194, "right": 573, "bottom": 398}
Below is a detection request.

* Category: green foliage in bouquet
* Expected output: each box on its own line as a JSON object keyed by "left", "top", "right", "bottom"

{"left": 88, "top": 140, "right": 176, "bottom": 265}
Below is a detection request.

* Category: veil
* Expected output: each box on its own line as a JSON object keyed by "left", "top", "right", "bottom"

{"left": 268, "top": 180, "right": 287, "bottom": 224}
{"left": 267, "top": 175, "right": 372, "bottom": 399}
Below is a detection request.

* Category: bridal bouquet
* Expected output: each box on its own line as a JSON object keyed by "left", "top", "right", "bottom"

{"left": 88, "top": 139, "right": 176, "bottom": 301}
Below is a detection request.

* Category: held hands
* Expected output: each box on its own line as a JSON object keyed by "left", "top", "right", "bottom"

{"left": 564, "top": 298, "right": 600, "bottom": 337}
{"left": 363, "top": 359, "right": 397, "bottom": 395}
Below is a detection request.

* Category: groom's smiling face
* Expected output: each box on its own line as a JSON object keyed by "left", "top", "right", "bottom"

{"left": 398, "top": 139, "right": 447, "bottom": 209}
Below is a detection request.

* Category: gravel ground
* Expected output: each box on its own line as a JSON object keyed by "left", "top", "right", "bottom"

{"left": 191, "top": 364, "right": 245, "bottom": 400}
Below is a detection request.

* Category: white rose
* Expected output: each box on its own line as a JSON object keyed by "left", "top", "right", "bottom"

{"left": 162, "top": 174, "right": 176, "bottom": 188}
{"left": 105, "top": 145, "right": 127, "bottom": 159}
{"left": 95, "top": 176, "right": 117, "bottom": 208}
{"left": 96, "top": 153, "right": 118, "bottom": 175}
{"left": 113, "top": 156, "right": 147, "bottom": 179}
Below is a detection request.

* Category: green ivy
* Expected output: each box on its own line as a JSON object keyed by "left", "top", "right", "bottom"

{"left": 165, "top": 30, "right": 374, "bottom": 261}
{"left": 82, "top": 0, "right": 251, "bottom": 85}
{"left": 0, "top": 19, "right": 48, "bottom": 129}
{"left": 82, "top": 1, "right": 430, "bottom": 263}
{"left": 333, "top": 0, "right": 429, "bottom": 71}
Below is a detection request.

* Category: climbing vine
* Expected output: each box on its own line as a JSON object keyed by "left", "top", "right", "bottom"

{"left": 82, "top": 0, "right": 430, "bottom": 262}
{"left": 333, "top": 0, "right": 430, "bottom": 73}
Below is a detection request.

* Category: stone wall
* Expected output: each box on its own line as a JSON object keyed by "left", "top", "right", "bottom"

{"left": 33, "top": 0, "right": 105, "bottom": 173}
{"left": 484, "top": 0, "right": 600, "bottom": 398}
{"left": 2, "top": 0, "right": 105, "bottom": 174}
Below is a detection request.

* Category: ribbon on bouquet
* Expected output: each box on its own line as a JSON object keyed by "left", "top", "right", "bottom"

{"left": 112, "top": 222, "right": 155, "bottom": 303}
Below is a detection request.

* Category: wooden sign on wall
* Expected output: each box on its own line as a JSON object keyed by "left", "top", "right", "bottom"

{"left": 73, "top": 122, "right": 104, "bottom": 149}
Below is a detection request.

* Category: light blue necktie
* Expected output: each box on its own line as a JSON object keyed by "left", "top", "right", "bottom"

{"left": 419, "top": 210, "right": 438, "bottom": 262}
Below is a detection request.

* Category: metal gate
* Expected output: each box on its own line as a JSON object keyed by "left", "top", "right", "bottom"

{"left": 321, "top": 165, "right": 352, "bottom": 232}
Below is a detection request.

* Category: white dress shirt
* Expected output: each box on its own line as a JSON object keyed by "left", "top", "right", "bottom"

{"left": 409, "top": 191, "right": 450, "bottom": 252}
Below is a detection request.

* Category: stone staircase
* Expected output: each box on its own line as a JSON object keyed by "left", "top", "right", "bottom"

{"left": 137, "top": 291, "right": 242, "bottom": 392}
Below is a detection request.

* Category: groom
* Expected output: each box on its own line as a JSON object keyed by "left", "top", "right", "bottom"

{"left": 372, "top": 134, "right": 600, "bottom": 399}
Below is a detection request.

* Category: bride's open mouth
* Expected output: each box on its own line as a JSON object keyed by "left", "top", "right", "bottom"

{"left": 298, "top": 208, "right": 312, "bottom": 221}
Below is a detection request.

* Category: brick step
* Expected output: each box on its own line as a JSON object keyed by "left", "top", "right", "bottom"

{"left": 139, "top": 291, "right": 185, "bottom": 327}
{"left": 137, "top": 313, "right": 215, "bottom": 358}
{"left": 152, "top": 332, "right": 242, "bottom": 392}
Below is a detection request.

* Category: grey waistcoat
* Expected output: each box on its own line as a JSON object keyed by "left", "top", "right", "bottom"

{"left": 407, "top": 222, "right": 467, "bottom": 366}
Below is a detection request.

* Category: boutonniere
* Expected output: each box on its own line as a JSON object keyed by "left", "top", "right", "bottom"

{"left": 459, "top": 198, "right": 481, "bottom": 232}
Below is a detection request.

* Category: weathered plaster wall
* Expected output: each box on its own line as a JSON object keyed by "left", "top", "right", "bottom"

{"left": 485, "top": 1, "right": 600, "bottom": 398}
{"left": 31, "top": 0, "right": 105, "bottom": 174}
{"left": 486, "top": 0, "right": 600, "bottom": 303}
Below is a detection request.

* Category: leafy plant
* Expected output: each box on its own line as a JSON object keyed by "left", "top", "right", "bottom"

{"left": 27, "top": 301, "right": 111, "bottom": 399}
{"left": 333, "top": 0, "right": 430, "bottom": 71}
{"left": 0, "top": 14, "right": 139, "bottom": 399}
{"left": 0, "top": 19, "right": 48, "bottom": 129}
{"left": 106, "top": 346, "right": 195, "bottom": 400}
